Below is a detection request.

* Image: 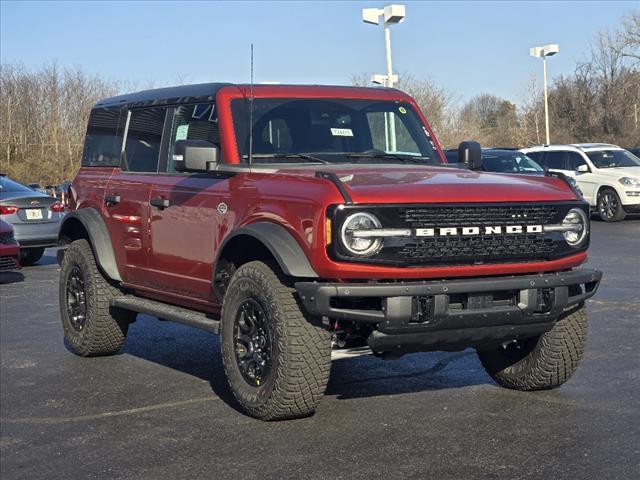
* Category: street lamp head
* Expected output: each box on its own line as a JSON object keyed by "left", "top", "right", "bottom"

{"left": 383, "top": 4, "right": 406, "bottom": 24}
{"left": 362, "top": 7, "right": 384, "bottom": 25}
{"left": 530, "top": 44, "right": 559, "bottom": 58}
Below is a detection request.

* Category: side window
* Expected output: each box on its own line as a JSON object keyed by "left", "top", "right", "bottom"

{"left": 525, "top": 151, "right": 543, "bottom": 163}
{"left": 260, "top": 118, "right": 292, "bottom": 153}
{"left": 567, "top": 152, "right": 587, "bottom": 171}
{"left": 82, "top": 107, "right": 123, "bottom": 166}
{"left": 166, "top": 103, "right": 218, "bottom": 172}
{"left": 542, "top": 151, "right": 566, "bottom": 170}
{"left": 366, "top": 111, "right": 421, "bottom": 154}
{"left": 124, "top": 107, "right": 166, "bottom": 173}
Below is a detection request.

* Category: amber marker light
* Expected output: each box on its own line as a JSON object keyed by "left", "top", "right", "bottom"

{"left": 325, "top": 218, "right": 332, "bottom": 245}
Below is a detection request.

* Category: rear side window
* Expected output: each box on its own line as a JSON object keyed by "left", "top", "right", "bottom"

{"left": 525, "top": 151, "right": 543, "bottom": 162}
{"left": 124, "top": 108, "right": 167, "bottom": 173}
{"left": 82, "top": 107, "right": 123, "bottom": 166}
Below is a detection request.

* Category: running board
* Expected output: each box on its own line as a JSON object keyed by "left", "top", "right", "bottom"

{"left": 111, "top": 296, "right": 220, "bottom": 334}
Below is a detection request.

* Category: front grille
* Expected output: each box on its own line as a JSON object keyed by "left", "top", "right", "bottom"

{"left": 330, "top": 202, "right": 587, "bottom": 266}
{"left": 402, "top": 204, "right": 559, "bottom": 227}
{"left": 0, "top": 231, "right": 16, "bottom": 244}
{"left": 397, "top": 205, "right": 560, "bottom": 264}
{"left": 0, "top": 256, "right": 19, "bottom": 271}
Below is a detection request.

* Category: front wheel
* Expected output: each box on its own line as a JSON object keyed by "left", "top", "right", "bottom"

{"left": 477, "top": 305, "right": 587, "bottom": 391}
{"left": 220, "top": 261, "right": 331, "bottom": 420}
{"left": 597, "top": 188, "right": 626, "bottom": 222}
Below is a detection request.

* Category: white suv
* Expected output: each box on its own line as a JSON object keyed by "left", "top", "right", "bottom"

{"left": 521, "top": 144, "right": 640, "bottom": 221}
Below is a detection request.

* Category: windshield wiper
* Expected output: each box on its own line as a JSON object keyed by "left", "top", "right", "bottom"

{"left": 345, "top": 152, "right": 432, "bottom": 165}
{"left": 243, "top": 153, "right": 330, "bottom": 164}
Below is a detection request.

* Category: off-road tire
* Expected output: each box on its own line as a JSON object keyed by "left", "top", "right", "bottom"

{"left": 59, "top": 239, "right": 134, "bottom": 356}
{"left": 20, "top": 247, "right": 45, "bottom": 266}
{"left": 597, "top": 188, "right": 626, "bottom": 222}
{"left": 220, "top": 261, "right": 331, "bottom": 421}
{"left": 477, "top": 305, "right": 587, "bottom": 390}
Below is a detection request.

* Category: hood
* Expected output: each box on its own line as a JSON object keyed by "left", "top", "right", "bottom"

{"left": 268, "top": 165, "right": 578, "bottom": 204}
{"left": 592, "top": 166, "right": 640, "bottom": 179}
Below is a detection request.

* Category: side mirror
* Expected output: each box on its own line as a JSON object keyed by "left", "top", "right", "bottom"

{"left": 173, "top": 140, "right": 219, "bottom": 172}
{"left": 576, "top": 164, "right": 589, "bottom": 173}
{"left": 458, "top": 141, "right": 483, "bottom": 171}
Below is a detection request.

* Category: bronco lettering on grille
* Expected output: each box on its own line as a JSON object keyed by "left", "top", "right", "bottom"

{"left": 415, "top": 225, "right": 543, "bottom": 237}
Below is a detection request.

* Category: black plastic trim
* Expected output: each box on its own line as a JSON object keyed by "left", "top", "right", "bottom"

{"left": 58, "top": 208, "right": 122, "bottom": 282}
{"left": 215, "top": 221, "right": 319, "bottom": 280}
{"left": 296, "top": 268, "right": 602, "bottom": 328}
{"left": 315, "top": 171, "right": 353, "bottom": 204}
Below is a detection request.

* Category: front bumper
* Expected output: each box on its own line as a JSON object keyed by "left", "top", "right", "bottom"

{"left": 296, "top": 268, "right": 602, "bottom": 353}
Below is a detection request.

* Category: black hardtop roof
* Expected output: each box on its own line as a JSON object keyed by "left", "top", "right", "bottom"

{"left": 94, "top": 82, "right": 399, "bottom": 109}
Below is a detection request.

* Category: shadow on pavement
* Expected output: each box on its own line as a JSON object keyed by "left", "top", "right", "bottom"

{"left": 119, "top": 315, "right": 490, "bottom": 410}
{"left": 0, "top": 271, "right": 25, "bottom": 284}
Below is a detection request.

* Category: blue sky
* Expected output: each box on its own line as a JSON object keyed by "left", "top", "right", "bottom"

{"left": 1, "top": 1, "right": 636, "bottom": 104}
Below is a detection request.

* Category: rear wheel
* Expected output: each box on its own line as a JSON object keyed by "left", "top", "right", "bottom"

{"left": 59, "top": 239, "right": 134, "bottom": 356}
{"left": 477, "top": 305, "right": 587, "bottom": 390}
{"left": 220, "top": 261, "right": 331, "bottom": 420}
{"left": 597, "top": 188, "right": 626, "bottom": 222}
{"left": 19, "top": 247, "right": 45, "bottom": 266}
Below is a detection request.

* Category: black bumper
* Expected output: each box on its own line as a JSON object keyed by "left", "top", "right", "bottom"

{"left": 296, "top": 268, "right": 602, "bottom": 354}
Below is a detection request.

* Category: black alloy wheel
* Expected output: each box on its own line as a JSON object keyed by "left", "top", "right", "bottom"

{"left": 233, "top": 298, "right": 273, "bottom": 387}
{"left": 598, "top": 189, "right": 625, "bottom": 221}
{"left": 66, "top": 266, "right": 87, "bottom": 332}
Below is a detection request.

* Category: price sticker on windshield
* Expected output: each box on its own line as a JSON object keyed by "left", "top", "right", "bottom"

{"left": 330, "top": 128, "right": 354, "bottom": 137}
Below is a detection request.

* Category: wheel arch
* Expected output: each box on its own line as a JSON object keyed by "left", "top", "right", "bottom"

{"left": 213, "top": 222, "right": 318, "bottom": 300}
{"left": 58, "top": 208, "right": 122, "bottom": 282}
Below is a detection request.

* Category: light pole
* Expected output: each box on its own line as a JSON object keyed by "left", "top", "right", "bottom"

{"left": 363, "top": 4, "right": 405, "bottom": 151}
{"left": 530, "top": 44, "right": 559, "bottom": 145}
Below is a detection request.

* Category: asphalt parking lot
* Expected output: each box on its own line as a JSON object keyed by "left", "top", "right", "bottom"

{"left": 1, "top": 217, "right": 639, "bottom": 480}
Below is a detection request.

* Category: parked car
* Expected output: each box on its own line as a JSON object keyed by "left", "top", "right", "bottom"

{"left": 521, "top": 144, "right": 640, "bottom": 221}
{"left": 444, "top": 147, "right": 583, "bottom": 195}
{"left": 58, "top": 83, "right": 601, "bottom": 420}
{"left": 27, "top": 183, "right": 47, "bottom": 194}
{"left": 0, "top": 219, "right": 20, "bottom": 271}
{"left": 0, "top": 175, "right": 64, "bottom": 265}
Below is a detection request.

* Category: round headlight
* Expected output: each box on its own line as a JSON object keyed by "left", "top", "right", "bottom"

{"left": 340, "top": 212, "right": 383, "bottom": 256}
{"left": 562, "top": 208, "right": 588, "bottom": 246}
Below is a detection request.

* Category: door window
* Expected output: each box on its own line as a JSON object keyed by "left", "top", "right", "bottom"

{"left": 567, "top": 152, "right": 588, "bottom": 171}
{"left": 165, "top": 103, "right": 218, "bottom": 172}
{"left": 541, "top": 151, "right": 566, "bottom": 170}
{"left": 124, "top": 108, "right": 167, "bottom": 173}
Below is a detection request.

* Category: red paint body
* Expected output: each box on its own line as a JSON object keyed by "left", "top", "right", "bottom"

{"left": 0, "top": 219, "right": 20, "bottom": 270}
{"left": 70, "top": 85, "right": 584, "bottom": 312}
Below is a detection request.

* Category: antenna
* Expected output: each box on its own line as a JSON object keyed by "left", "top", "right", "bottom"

{"left": 248, "top": 43, "right": 254, "bottom": 166}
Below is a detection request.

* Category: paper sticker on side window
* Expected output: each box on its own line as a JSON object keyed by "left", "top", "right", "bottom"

{"left": 176, "top": 124, "right": 189, "bottom": 141}
{"left": 330, "top": 128, "right": 354, "bottom": 137}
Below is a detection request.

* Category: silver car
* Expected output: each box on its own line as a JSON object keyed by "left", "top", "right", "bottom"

{"left": 0, "top": 175, "right": 64, "bottom": 265}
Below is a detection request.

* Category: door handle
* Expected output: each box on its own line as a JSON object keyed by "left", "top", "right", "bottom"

{"left": 150, "top": 197, "right": 170, "bottom": 209}
{"left": 105, "top": 194, "right": 121, "bottom": 205}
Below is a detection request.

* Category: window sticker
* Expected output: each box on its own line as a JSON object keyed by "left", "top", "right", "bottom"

{"left": 175, "top": 124, "right": 189, "bottom": 141}
{"left": 398, "top": 106, "right": 407, "bottom": 114}
{"left": 330, "top": 128, "right": 354, "bottom": 137}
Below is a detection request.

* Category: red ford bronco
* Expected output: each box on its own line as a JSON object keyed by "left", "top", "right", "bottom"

{"left": 58, "top": 83, "right": 602, "bottom": 420}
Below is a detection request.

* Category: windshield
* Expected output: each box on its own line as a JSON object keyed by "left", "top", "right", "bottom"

{"left": 0, "top": 177, "right": 35, "bottom": 197}
{"left": 231, "top": 98, "right": 442, "bottom": 165}
{"left": 482, "top": 151, "right": 544, "bottom": 173}
{"left": 586, "top": 150, "right": 640, "bottom": 168}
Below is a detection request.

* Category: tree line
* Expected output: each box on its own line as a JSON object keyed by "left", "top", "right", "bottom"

{"left": 1, "top": 11, "right": 638, "bottom": 185}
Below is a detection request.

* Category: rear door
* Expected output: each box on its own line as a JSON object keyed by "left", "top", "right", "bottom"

{"left": 147, "top": 103, "right": 229, "bottom": 303}
{"left": 103, "top": 106, "right": 168, "bottom": 287}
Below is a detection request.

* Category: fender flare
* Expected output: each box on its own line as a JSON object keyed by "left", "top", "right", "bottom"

{"left": 216, "top": 222, "right": 319, "bottom": 279}
{"left": 58, "top": 208, "right": 122, "bottom": 282}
